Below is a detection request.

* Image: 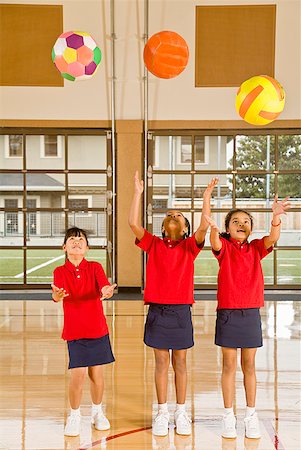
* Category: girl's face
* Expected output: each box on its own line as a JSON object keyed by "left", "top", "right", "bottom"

{"left": 63, "top": 234, "right": 88, "bottom": 258}
{"left": 162, "top": 210, "right": 188, "bottom": 239}
{"left": 227, "top": 212, "right": 252, "bottom": 242}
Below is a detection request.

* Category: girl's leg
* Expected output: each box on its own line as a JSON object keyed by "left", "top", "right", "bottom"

{"left": 88, "top": 365, "right": 110, "bottom": 430}
{"left": 153, "top": 348, "right": 170, "bottom": 404}
{"left": 241, "top": 348, "right": 257, "bottom": 407}
{"left": 69, "top": 367, "right": 86, "bottom": 409}
{"left": 88, "top": 365, "right": 104, "bottom": 404}
{"left": 171, "top": 349, "right": 187, "bottom": 404}
{"left": 221, "top": 347, "right": 237, "bottom": 408}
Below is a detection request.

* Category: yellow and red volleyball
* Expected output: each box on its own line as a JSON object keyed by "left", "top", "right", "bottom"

{"left": 143, "top": 31, "right": 189, "bottom": 79}
{"left": 235, "top": 75, "right": 285, "bottom": 125}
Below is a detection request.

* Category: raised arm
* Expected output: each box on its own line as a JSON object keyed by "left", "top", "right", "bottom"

{"left": 204, "top": 215, "right": 222, "bottom": 251}
{"left": 194, "top": 177, "right": 219, "bottom": 244}
{"left": 128, "top": 171, "right": 145, "bottom": 240}
{"left": 264, "top": 195, "right": 291, "bottom": 249}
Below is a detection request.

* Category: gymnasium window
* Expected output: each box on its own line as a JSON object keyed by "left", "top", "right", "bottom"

{"left": 6, "top": 135, "right": 23, "bottom": 157}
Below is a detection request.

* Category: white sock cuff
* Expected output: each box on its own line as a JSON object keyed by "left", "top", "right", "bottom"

{"left": 224, "top": 407, "right": 234, "bottom": 415}
{"left": 70, "top": 407, "right": 80, "bottom": 416}
{"left": 158, "top": 403, "right": 168, "bottom": 413}
{"left": 176, "top": 403, "right": 186, "bottom": 412}
{"left": 246, "top": 406, "right": 256, "bottom": 417}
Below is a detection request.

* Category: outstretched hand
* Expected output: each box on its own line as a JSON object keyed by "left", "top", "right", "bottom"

{"left": 272, "top": 195, "right": 291, "bottom": 216}
{"left": 101, "top": 283, "right": 117, "bottom": 300}
{"left": 134, "top": 171, "right": 144, "bottom": 195}
{"left": 51, "top": 284, "right": 69, "bottom": 302}
{"left": 204, "top": 215, "right": 220, "bottom": 232}
{"left": 203, "top": 177, "right": 219, "bottom": 197}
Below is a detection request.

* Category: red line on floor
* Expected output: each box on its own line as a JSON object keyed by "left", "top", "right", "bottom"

{"left": 78, "top": 426, "right": 152, "bottom": 449}
{"left": 262, "top": 419, "right": 286, "bottom": 450}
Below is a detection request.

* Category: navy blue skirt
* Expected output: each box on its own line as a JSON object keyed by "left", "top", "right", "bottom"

{"left": 215, "top": 308, "right": 262, "bottom": 348}
{"left": 144, "top": 304, "right": 194, "bottom": 350}
{"left": 67, "top": 334, "right": 115, "bottom": 369}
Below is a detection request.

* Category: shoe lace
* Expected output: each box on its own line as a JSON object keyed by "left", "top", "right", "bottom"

{"left": 176, "top": 411, "right": 191, "bottom": 424}
{"left": 155, "top": 411, "right": 169, "bottom": 425}
{"left": 223, "top": 414, "right": 235, "bottom": 429}
{"left": 68, "top": 415, "right": 80, "bottom": 425}
{"left": 245, "top": 414, "right": 259, "bottom": 429}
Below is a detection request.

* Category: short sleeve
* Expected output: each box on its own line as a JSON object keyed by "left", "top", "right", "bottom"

{"left": 95, "top": 263, "right": 110, "bottom": 292}
{"left": 53, "top": 267, "right": 64, "bottom": 288}
{"left": 187, "top": 234, "right": 204, "bottom": 259}
{"left": 135, "top": 229, "right": 155, "bottom": 254}
{"left": 250, "top": 237, "right": 273, "bottom": 260}
{"left": 212, "top": 237, "right": 227, "bottom": 261}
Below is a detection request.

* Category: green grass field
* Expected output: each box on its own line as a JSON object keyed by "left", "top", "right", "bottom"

{"left": 0, "top": 248, "right": 300, "bottom": 285}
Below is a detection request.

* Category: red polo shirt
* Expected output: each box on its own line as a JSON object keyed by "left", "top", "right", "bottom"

{"left": 53, "top": 258, "right": 109, "bottom": 340}
{"left": 136, "top": 229, "right": 203, "bottom": 305}
{"left": 213, "top": 237, "right": 273, "bottom": 309}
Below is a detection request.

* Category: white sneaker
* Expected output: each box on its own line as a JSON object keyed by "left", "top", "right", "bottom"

{"left": 244, "top": 413, "right": 261, "bottom": 439}
{"left": 175, "top": 410, "right": 192, "bottom": 435}
{"left": 91, "top": 410, "right": 111, "bottom": 431}
{"left": 153, "top": 411, "right": 170, "bottom": 436}
{"left": 222, "top": 413, "right": 237, "bottom": 438}
{"left": 64, "top": 414, "right": 81, "bottom": 436}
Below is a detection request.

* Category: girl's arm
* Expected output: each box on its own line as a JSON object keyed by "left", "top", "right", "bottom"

{"left": 128, "top": 171, "right": 145, "bottom": 240}
{"left": 204, "top": 215, "right": 222, "bottom": 251}
{"left": 194, "top": 177, "right": 219, "bottom": 244}
{"left": 264, "top": 195, "right": 291, "bottom": 249}
{"left": 101, "top": 283, "right": 117, "bottom": 300}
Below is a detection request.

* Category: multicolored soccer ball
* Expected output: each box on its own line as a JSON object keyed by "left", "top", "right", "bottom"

{"left": 52, "top": 31, "right": 101, "bottom": 81}
{"left": 236, "top": 75, "right": 285, "bottom": 125}
{"left": 143, "top": 31, "right": 189, "bottom": 79}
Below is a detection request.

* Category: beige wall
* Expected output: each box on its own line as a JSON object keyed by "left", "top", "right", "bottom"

{"left": 0, "top": 0, "right": 300, "bottom": 121}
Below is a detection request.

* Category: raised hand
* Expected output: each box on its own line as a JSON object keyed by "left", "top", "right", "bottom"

{"left": 101, "top": 283, "right": 117, "bottom": 300}
{"left": 204, "top": 215, "right": 220, "bottom": 232}
{"left": 134, "top": 171, "right": 144, "bottom": 195}
{"left": 203, "top": 177, "right": 219, "bottom": 197}
{"left": 51, "top": 284, "right": 69, "bottom": 302}
{"left": 272, "top": 195, "right": 291, "bottom": 216}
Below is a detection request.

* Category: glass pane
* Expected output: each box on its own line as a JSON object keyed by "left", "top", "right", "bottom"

{"left": 153, "top": 174, "right": 192, "bottom": 209}
{"left": 236, "top": 175, "right": 275, "bottom": 208}
{"left": 154, "top": 135, "right": 191, "bottom": 170}
{"left": 236, "top": 135, "right": 275, "bottom": 170}
{"left": 26, "top": 135, "right": 65, "bottom": 169}
{"left": 194, "top": 249, "right": 219, "bottom": 284}
{"left": 26, "top": 249, "right": 64, "bottom": 284}
{"left": 261, "top": 251, "right": 274, "bottom": 285}
{"left": 68, "top": 174, "right": 107, "bottom": 209}
{"left": 277, "top": 249, "right": 301, "bottom": 285}
{"left": 26, "top": 212, "right": 65, "bottom": 246}
{"left": 195, "top": 135, "right": 233, "bottom": 170}
{"left": 194, "top": 174, "right": 232, "bottom": 209}
{"left": 0, "top": 135, "right": 23, "bottom": 169}
{"left": 68, "top": 135, "right": 107, "bottom": 169}
{"left": 278, "top": 174, "right": 301, "bottom": 202}
{"left": 277, "top": 212, "right": 301, "bottom": 247}
{"left": 26, "top": 174, "right": 65, "bottom": 207}
{"left": 0, "top": 249, "right": 23, "bottom": 284}
{"left": 68, "top": 212, "right": 107, "bottom": 246}
{"left": 0, "top": 211, "right": 23, "bottom": 245}
{"left": 86, "top": 249, "right": 107, "bottom": 273}
{"left": 0, "top": 173, "right": 24, "bottom": 207}
{"left": 278, "top": 135, "right": 301, "bottom": 170}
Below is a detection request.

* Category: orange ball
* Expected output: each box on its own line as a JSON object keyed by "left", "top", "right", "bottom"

{"left": 143, "top": 31, "right": 189, "bottom": 79}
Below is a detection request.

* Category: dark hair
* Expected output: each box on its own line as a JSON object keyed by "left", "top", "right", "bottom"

{"left": 63, "top": 227, "right": 89, "bottom": 245}
{"left": 161, "top": 216, "right": 191, "bottom": 239}
{"left": 220, "top": 209, "right": 254, "bottom": 240}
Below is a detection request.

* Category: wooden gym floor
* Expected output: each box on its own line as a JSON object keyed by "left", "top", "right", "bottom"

{"left": 0, "top": 299, "right": 300, "bottom": 450}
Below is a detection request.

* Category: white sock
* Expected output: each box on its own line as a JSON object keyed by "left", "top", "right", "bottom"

{"left": 70, "top": 407, "right": 80, "bottom": 417}
{"left": 224, "top": 407, "right": 234, "bottom": 416}
{"left": 246, "top": 406, "right": 256, "bottom": 417}
{"left": 92, "top": 402, "right": 102, "bottom": 416}
{"left": 158, "top": 403, "right": 168, "bottom": 414}
{"left": 176, "top": 403, "right": 186, "bottom": 412}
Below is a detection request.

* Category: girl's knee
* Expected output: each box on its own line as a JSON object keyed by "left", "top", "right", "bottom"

{"left": 222, "top": 358, "right": 237, "bottom": 373}
{"left": 242, "top": 359, "right": 256, "bottom": 375}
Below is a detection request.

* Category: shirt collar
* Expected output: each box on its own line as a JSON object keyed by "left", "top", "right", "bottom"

{"left": 163, "top": 237, "right": 182, "bottom": 248}
{"left": 64, "top": 258, "right": 88, "bottom": 272}
{"left": 229, "top": 237, "right": 248, "bottom": 248}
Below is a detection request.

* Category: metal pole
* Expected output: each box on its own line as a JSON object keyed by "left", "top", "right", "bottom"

{"left": 143, "top": 0, "right": 149, "bottom": 229}
{"left": 110, "top": 0, "right": 116, "bottom": 284}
